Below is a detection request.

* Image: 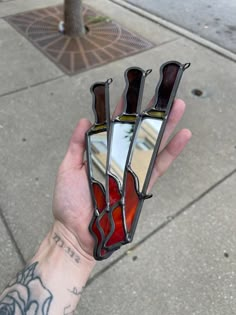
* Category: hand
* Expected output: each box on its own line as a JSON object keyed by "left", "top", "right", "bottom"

{"left": 53, "top": 98, "right": 191, "bottom": 258}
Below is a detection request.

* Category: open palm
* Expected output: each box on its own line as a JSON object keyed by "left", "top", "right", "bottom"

{"left": 53, "top": 99, "right": 191, "bottom": 258}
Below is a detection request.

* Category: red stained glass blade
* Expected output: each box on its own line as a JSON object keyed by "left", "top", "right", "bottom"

{"left": 109, "top": 175, "right": 121, "bottom": 206}
{"left": 99, "top": 211, "right": 111, "bottom": 237}
{"left": 124, "top": 170, "right": 139, "bottom": 232}
{"left": 91, "top": 218, "right": 108, "bottom": 257}
{"left": 106, "top": 204, "right": 126, "bottom": 247}
{"left": 92, "top": 182, "right": 106, "bottom": 213}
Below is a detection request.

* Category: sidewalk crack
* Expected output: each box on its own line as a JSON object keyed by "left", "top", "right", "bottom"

{"left": 88, "top": 167, "right": 236, "bottom": 285}
{"left": 0, "top": 207, "right": 26, "bottom": 265}
{"left": 0, "top": 74, "right": 65, "bottom": 99}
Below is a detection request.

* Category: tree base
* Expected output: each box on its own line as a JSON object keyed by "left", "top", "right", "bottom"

{"left": 58, "top": 20, "right": 89, "bottom": 37}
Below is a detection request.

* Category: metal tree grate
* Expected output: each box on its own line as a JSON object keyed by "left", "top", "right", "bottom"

{"left": 5, "top": 5, "right": 154, "bottom": 75}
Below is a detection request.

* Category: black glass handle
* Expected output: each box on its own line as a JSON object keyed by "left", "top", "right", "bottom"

{"left": 154, "top": 62, "right": 181, "bottom": 111}
{"left": 90, "top": 79, "right": 112, "bottom": 125}
{"left": 123, "top": 67, "right": 149, "bottom": 115}
{"left": 91, "top": 83, "right": 107, "bottom": 125}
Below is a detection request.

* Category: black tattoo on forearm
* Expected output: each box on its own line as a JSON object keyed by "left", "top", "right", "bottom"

{"left": 52, "top": 232, "right": 80, "bottom": 264}
{"left": 68, "top": 286, "right": 84, "bottom": 296}
{"left": 64, "top": 304, "right": 75, "bottom": 315}
{"left": 0, "top": 262, "right": 53, "bottom": 314}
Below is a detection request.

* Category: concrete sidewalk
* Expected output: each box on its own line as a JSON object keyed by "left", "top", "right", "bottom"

{"left": 0, "top": 0, "right": 235, "bottom": 314}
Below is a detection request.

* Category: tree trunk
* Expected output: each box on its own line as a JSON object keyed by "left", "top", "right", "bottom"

{"left": 64, "top": 0, "right": 86, "bottom": 37}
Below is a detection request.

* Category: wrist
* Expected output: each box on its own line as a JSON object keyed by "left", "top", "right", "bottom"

{"left": 51, "top": 220, "right": 95, "bottom": 266}
{"left": 33, "top": 220, "right": 96, "bottom": 273}
{"left": 30, "top": 221, "right": 96, "bottom": 314}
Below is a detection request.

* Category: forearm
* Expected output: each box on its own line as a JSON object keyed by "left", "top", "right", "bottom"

{"left": 0, "top": 221, "right": 96, "bottom": 314}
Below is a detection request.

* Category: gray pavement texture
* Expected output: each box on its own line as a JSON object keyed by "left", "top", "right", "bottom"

{"left": 0, "top": 0, "right": 236, "bottom": 313}
{"left": 79, "top": 173, "right": 236, "bottom": 315}
{"left": 0, "top": 18, "right": 63, "bottom": 97}
{"left": 0, "top": 215, "right": 23, "bottom": 292}
{"left": 126, "top": 0, "right": 236, "bottom": 53}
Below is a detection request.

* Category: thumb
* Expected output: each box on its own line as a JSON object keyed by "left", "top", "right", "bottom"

{"left": 62, "top": 118, "right": 92, "bottom": 169}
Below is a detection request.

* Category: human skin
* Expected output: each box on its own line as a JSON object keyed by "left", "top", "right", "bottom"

{"left": 0, "top": 98, "right": 191, "bottom": 315}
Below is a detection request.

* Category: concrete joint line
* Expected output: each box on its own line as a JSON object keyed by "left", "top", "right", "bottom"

{"left": 89, "top": 168, "right": 236, "bottom": 284}
{"left": 126, "top": 168, "right": 236, "bottom": 252}
{"left": 111, "top": 0, "right": 236, "bottom": 62}
{"left": 0, "top": 207, "right": 26, "bottom": 265}
{"left": 0, "top": 74, "right": 65, "bottom": 99}
{"left": 154, "top": 37, "right": 181, "bottom": 48}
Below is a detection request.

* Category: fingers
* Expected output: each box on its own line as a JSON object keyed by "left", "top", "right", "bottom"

{"left": 62, "top": 118, "right": 92, "bottom": 169}
{"left": 147, "top": 128, "right": 192, "bottom": 192}
{"left": 113, "top": 95, "right": 184, "bottom": 132}
{"left": 159, "top": 99, "right": 186, "bottom": 151}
